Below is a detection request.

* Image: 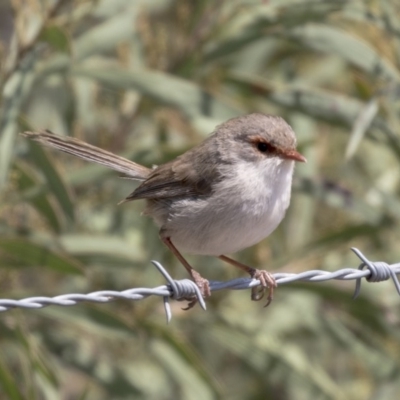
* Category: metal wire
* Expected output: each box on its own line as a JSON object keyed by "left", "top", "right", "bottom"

{"left": 1, "top": 247, "right": 399, "bottom": 323}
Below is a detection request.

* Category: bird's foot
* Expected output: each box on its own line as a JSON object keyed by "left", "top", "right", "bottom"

{"left": 249, "top": 269, "right": 277, "bottom": 307}
{"left": 181, "top": 270, "right": 210, "bottom": 311}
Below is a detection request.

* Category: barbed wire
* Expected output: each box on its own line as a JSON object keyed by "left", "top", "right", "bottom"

{"left": 1, "top": 248, "right": 399, "bottom": 323}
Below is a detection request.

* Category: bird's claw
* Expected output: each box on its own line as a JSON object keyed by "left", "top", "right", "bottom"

{"left": 181, "top": 272, "right": 210, "bottom": 310}
{"left": 250, "top": 269, "right": 277, "bottom": 307}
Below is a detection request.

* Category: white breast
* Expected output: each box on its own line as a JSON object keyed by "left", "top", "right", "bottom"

{"left": 159, "top": 158, "right": 295, "bottom": 256}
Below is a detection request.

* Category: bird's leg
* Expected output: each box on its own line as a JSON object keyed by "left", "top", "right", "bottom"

{"left": 161, "top": 236, "right": 210, "bottom": 309}
{"left": 218, "top": 255, "right": 277, "bottom": 307}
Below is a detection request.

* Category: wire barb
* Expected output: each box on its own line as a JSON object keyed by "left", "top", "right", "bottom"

{"left": 351, "top": 247, "right": 400, "bottom": 299}
{"left": 151, "top": 260, "right": 206, "bottom": 323}
{"left": 0, "top": 248, "right": 399, "bottom": 321}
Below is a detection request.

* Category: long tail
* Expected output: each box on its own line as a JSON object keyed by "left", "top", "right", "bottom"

{"left": 22, "top": 130, "right": 151, "bottom": 180}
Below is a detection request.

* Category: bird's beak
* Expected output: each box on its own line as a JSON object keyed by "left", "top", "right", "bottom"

{"left": 283, "top": 149, "right": 307, "bottom": 163}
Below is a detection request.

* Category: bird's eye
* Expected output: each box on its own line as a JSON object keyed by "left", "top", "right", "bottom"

{"left": 257, "top": 142, "right": 271, "bottom": 153}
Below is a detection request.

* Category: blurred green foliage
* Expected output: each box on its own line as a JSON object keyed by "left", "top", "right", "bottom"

{"left": 1, "top": 0, "right": 400, "bottom": 399}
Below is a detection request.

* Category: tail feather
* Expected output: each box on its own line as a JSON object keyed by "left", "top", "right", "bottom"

{"left": 22, "top": 130, "right": 151, "bottom": 180}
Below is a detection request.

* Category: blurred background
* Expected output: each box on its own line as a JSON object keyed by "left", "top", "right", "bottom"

{"left": 1, "top": 0, "right": 400, "bottom": 399}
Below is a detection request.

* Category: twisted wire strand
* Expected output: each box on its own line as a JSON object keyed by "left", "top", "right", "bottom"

{"left": 1, "top": 248, "right": 399, "bottom": 323}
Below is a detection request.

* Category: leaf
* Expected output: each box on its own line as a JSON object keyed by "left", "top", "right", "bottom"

{"left": 66, "top": 162, "right": 125, "bottom": 186}
{"left": 346, "top": 98, "right": 379, "bottom": 160}
{"left": 150, "top": 339, "right": 215, "bottom": 400}
{"left": 72, "top": 67, "right": 239, "bottom": 133}
{"left": 0, "top": 238, "right": 83, "bottom": 275}
{"left": 0, "top": 51, "right": 36, "bottom": 189}
{"left": 39, "top": 25, "right": 71, "bottom": 54}
{"left": 0, "top": 355, "right": 25, "bottom": 400}
{"left": 25, "top": 139, "right": 75, "bottom": 222}
{"left": 229, "top": 71, "right": 364, "bottom": 125}
{"left": 256, "top": 335, "right": 343, "bottom": 398}
{"left": 14, "top": 327, "right": 59, "bottom": 388}
{"left": 74, "top": 12, "right": 136, "bottom": 61}
{"left": 59, "top": 235, "right": 146, "bottom": 264}
{"left": 278, "top": 280, "right": 388, "bottom": 334}
{"left": 323, "top": 315, "right": 397, "bottom": 377}
{"left": 40, "top": 306, "right": 135, "bottom": 338}
{"left": 265, "top": 222, "right": 386, "bottom": 273}
{"left": 205, "top": 1, "right": 345, "bottom": 61}
{"left": 142, "top": 320, "right": 223, "bottom": 398}
{"left": 294, "top": 176, "right": 383, "bottom": 225}
{"left": 209, "top": 325, "right": 267, "bottom": 371}
{"left": 305, "top": 223, "right": 383, "bottom": 249}
{"left": 211, "top": 324, "right": 342, "bottom": 398}
{"left": 14, "top": 161, "right": 62, "bottom": 232}
{"left": 285, "top": 23, "right": 400, "bottom": 82}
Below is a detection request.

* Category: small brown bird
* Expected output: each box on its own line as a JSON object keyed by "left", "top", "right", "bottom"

{"left": 22, "top": 113, "right": 306, "bottom": 308}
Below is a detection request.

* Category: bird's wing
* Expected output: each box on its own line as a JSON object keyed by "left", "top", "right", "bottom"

{"left": 123, "top": 158, "right": 215, "bottom": 202}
